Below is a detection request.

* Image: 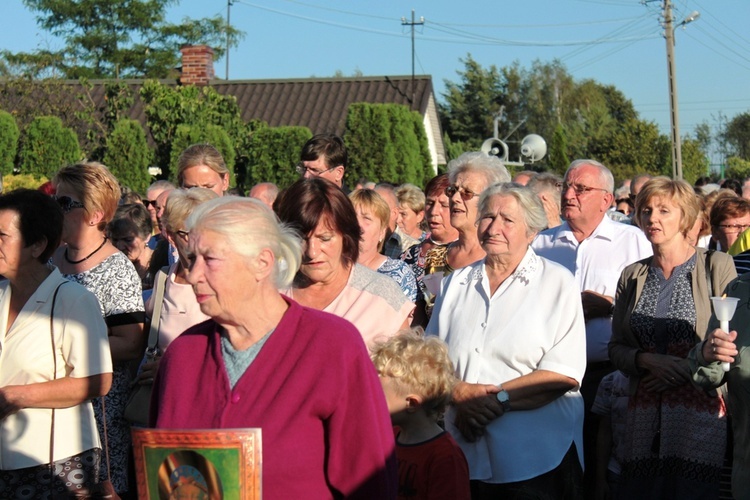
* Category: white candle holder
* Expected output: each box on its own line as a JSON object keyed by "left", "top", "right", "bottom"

{"left": 710, "top": 296, "right": 740, "bottom": 372}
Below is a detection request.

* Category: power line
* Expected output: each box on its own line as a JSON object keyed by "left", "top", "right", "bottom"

{"left": 425, "top": 20, "right": 657, "bottom": 47}
{"left": 692, "top": 0, "right": 750, "bottom": 49}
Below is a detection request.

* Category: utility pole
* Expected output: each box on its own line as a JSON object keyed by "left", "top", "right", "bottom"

{"left": 664, "top": 0, "right": 682, "bottom": 179}
{"left": 401, "top": 10, "right": 424, "bottom": 109}
{"left": 226, "top": 0, "right": 232, "bottom": 79}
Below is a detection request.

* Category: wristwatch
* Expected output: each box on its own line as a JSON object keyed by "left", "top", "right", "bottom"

{"left": 496, "top": 388, "right": 511, "bottom": 412}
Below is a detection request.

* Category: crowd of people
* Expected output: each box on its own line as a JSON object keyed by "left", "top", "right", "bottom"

{"left": 2, "top": 132, "right": 750, "bottom": 499}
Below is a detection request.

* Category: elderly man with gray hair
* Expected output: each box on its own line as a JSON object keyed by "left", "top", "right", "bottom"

{"left": 531, "top": 159, "right": 652, "bottom": 496}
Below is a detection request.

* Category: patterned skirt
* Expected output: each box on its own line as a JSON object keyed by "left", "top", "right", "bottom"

{"left": 0, "top": 448, "right": 101, "bottom": 499}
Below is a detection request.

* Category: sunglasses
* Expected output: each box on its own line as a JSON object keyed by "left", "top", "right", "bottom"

{"left": 445, "top": 184, "right": 479, "bottom": 201}
{"left": 54, "top": 195, "right": 85, "bottom": 213}
{"left": 142, "top": 199, "right": 157, "bottom": 208}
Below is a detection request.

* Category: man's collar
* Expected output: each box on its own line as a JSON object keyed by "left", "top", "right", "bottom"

{"left": 555, "top": 215, "right": 612, "bottom": 243}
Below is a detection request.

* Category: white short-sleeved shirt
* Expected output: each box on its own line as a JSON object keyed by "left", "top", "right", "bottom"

{"left": 0, "top": 269, "right": 113, "bottom": 469}
{"left": 532, "top": 216, "right": 652, "bottom": 362}
{"left": 426, "top": 248, "right": 586, "bottom": 483}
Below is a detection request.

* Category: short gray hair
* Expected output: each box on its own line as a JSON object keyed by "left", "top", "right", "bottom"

{"left": 566, "top": 159, "right": 615, "bottom": 193}
{"left": 448, "top": 152, "right": 511, "bottom": 191}
{"left": 478, "top": 183, "right": 548, "bottom": 236}
{"left": 527, "top": 172, "right": 563, "bottom": 195}
{"left": 185, "top": 196, "right": 302, "bottom": 288}
{"left": 147, "top": 180, "right": 176, "bottom": 196}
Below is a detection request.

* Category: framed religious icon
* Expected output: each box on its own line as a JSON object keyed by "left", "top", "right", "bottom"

{"left": 132, "top": 428, "right": 262, "bottom": 500}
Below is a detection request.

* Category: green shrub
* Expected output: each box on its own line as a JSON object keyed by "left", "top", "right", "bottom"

{"left": 247, "top": 126, "right": 313, "bottom": 189}
{"left": 102, "top": 119, "right": 153, "bottom": 194}
{"left": 0, "top": 111, "right": 20, "bottom": 175}
{"left": 18, "top": 116, "right": 81, "bottom": 178}
{"left": 3, "top": 174, "right": 48, "bottom": 191}
{"left": 345, "top": 103, "right": 432, "bottom": 186}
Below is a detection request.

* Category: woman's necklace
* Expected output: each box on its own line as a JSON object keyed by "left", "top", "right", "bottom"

{"left": 65, "top": 238, "right": 108, "bottom": 265}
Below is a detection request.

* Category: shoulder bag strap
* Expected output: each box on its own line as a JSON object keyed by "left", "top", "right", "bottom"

{"left": 48, "top": 282, "right": 65, "bottom": 468}
{"left": 146, "top": 267, "right": 169, "bottom": 355}
{"left": 705, "top": 250, "right": 714, "bottom": 296}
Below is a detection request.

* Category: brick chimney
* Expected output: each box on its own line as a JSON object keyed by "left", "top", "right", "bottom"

{"left": 180, "top": 45, "right": 215, "bottom": 86}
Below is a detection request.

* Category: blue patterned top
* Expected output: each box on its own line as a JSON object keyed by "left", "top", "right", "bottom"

{"left": 377, "top": 257, "right": 418, "bottom": 302}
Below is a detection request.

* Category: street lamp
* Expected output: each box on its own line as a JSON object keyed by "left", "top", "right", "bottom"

{"left": 664, "top": 2, "right": 700, "bottom": 179}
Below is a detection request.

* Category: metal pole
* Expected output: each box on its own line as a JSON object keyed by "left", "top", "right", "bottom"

{"left": 401, "top": 11, "right": 424, "bottom": 109}
{"left": 664, "top": 0, "right": 683, "bottom": 179}
{"left": 411, "top": 9, "right": 415, "bottom": 105}
{"left": 226, "top": 0, "right": 232, "bottom": 79}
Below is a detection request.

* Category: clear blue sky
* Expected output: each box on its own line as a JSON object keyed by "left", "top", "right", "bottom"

{"left": 3, "top": 0, "right": 749, "bottom": 162}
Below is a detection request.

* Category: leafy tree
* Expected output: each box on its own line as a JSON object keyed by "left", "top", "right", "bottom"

{"left": 440, "top": 55, "right": 503, "bottom": 148}
{"left": 18, "top": 116, "right": 81, "bottom": 178}
{"left": 680, "top": 138, "right": 709, "bottom": 185}
{"left": 247, "top": 126, "right": 313, "bottom": 189}
{"left": 102, "top": 118, "right": 152, "bottom": 194}
{"left": 169, "top": 124, "right": 236, "bottom": 184}
{"left": 724, "top": 156, "right": 750, "bottom": 181}
{"left": 0, "top": 111, "right": 20, "bottom": 175}
{"left": 140, "top": 80, "right": 245, "bottom": 178}
{"left": 6, "top": 0, "right": 243, "bottom": 79}
{"left": 594, "top": 118, "right": 667, "bottom": 183}
{"left": 722, "top": 111, "right": 750, "bottom": 160}
{"left": 548, "top": 124, "right": 570, "bottom": 175}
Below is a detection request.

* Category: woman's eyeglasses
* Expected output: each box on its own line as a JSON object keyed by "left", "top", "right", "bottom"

{"left": 54, "top": 196, "right": 85, "bottom": 213}
{"left": 445, "top": 184, "right": 479, "bottom": 201}
{"left": 715, "top": 224, "right": 750, "bottom": 233}
{"left": 175, "top": 230, "right": 190, "bottom": 241}
{"left": 142, "top": 200, "right": 156, "bottom": 208}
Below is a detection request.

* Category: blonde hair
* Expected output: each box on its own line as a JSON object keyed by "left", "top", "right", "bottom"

{"left": 395, "top": 183, "right": 426, "bottom": 213}
{"left": 177, "top": 144, "right": 229, "bottom": 187}
{"left": 53, "top": 161, "right": 120, "bottom": 231}
{"left": 370, "top": 328, "right": 457, "bottom": 418}
{"left": 634, "top": 176, "right": 700, "bottom": 235}
{"left": 185, "top": 196, "right": 302, "bottom": 288}
{"left": 162, "top": 188, "right": 219, "bottom": 233}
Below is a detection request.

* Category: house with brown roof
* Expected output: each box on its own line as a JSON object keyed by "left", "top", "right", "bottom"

{"left": 180, "top": 45, "right": 446, "bottom": 170}
{"left": 1, "top": 45, "right": 446, "bottom": 172}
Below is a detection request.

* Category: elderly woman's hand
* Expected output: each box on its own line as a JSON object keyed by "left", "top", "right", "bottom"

{"left": 133, "top": 358, "right": 161, "bottom": 386}
{"left": 637, "top": 353, "right": 692, "bottom": 392}
{"left": 702, "top": 328, "right": 738, "bottom": 365}
{"left": 0, "top": 386, "right": 22, "bottom": 421}
{"left": 451, "top": 382, "right": 504, "bottom": 442}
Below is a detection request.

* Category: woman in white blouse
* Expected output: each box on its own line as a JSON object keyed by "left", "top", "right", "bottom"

{"left": 426, "top": 183, "right": 587, "bottom": 498}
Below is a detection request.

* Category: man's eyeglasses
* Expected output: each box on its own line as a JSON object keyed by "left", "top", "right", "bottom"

{"left": 445, "top": 184, "right": 479, "bottom": 201}
{"left": 715, "top": 224, "right": 750, "bottom": 233}
{"left": 54, "top": 195, "right": 85, "bottom": 213}
{"left": 562, "top": 183, "right": 609, "bottom": 196}
{"left": 295, "top": 163, "right": 335, "bottom": 177}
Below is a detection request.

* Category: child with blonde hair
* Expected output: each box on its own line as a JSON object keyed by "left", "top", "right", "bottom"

{"left": 371, "top": 329, "right": 470, "bottom": 500}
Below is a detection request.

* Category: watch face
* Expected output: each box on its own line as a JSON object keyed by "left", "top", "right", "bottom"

{"left": 497, "top": 391, "right": 509, "bottom": 403}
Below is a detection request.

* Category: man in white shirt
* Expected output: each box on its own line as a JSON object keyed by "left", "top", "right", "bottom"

{"left": 531, "top": 159, "right": 651, "bottom": 497}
